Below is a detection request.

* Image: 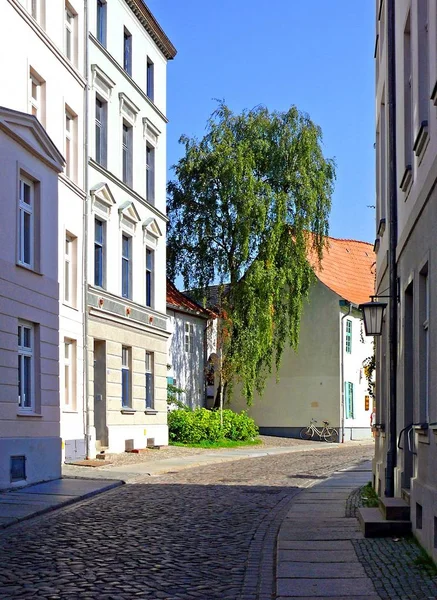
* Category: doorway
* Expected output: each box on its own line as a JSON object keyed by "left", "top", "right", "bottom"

{"left": 93, "top": 339, "right": 108, "bottom": 449}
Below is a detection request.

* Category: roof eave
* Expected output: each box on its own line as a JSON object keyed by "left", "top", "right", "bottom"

{"left": 125, "top": 0, "right": 177, "bottom": 60}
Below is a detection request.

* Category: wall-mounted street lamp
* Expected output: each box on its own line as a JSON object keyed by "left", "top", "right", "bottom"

{"left": 360, "top": 298, "right": 388, "bottom": 336}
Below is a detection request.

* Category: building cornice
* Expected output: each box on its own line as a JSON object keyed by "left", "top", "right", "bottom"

{"left": 89, "top": 34, "right": 169, "bottom": 124}
{"left": 8, "top": 0, "right": 86, "bottom": 88}
{"left": 124, "top": 0, "right": 177, "bottom": 60}
{"left": 89, "top": 158, "right": 168, "bottom": 223}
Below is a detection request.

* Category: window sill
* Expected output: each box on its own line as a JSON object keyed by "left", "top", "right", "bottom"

{"left": 17, "top": 412, "right": 42, "bottom": 418}
{"left": 62, "top": 302, "right": 78, "bottom": 311}
{"left": 400, "top": 165, "right": 413, "bottom": 194}
{"left": 144, "top": 409, "right": 157, "bottom": 415}
{"left": 413, "top": 121, "right": 429, "bottom": 159}
{"left": 415, "top": 424, "right": 430, "bottom": 443}
{"left": 63, "top": 409, "right": 78, "bottom": 414}
{"left": 121, "top": 408, "right": 136, "bottom": 415}
{"left": 16, "top": 262, "right": 42, "bottom": 276}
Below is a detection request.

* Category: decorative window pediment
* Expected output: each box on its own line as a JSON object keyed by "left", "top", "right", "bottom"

{"left": 119, "top": 92, "right": 139, "bottom": 125}
{"left": 0, "top": 107, "right": 64, "bottom": 172}
{"left": 90, "top": 182, "right": 116, "bottom": 217}
{"left": 143, "top": 217, "right": 162, "bottom": 247}
{"left": 143, "top": 117, "right": 161, "bottom": 147}
{"left": 91, "top": 64, "right": 115, "bottom": 100}
{"left": 119, "top": 200, "right": 140, "bottom": 231}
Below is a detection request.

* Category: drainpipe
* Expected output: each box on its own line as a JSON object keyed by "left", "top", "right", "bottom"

{"left": 385, "top": 0, "right": 398, "bottom": 498}
{"left": 340, "top": 300, "right": 352, "bottom": 444}
{"left": 83, "top": 0, "right": 91, "bottom": 458}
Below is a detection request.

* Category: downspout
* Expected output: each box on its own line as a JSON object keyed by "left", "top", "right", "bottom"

{"left": 340, "top": 301, "right": 352, "bottom": 444}
{"left": 386, "top": 0, "right": 398, "bottom": 498}
{"left": 83, "top": 0, "right": 91, "bottom": 458}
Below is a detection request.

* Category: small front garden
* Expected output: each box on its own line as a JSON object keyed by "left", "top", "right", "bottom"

{"left": 168, "top": 407, "right": 259, "bottom": 447}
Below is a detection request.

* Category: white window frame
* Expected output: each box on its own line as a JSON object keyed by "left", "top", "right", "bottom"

{"left": 65, "top": 108, "right": 77, "bottom": 181}
{"left": 145, "top": 247, "right": 154, "bottom": 308}
{"left": 121, "top": 346, "right": 131, "bottom": 408}
{"left": 18, "top": 176, "right": 34, "bottom": 269}
{"left": 64, "top": 339, "right": 76, "bottom": 410}
{"left": 30, "top": 75, "right": 40, "bottom": 118}
{"left": 65, "top": 3, "right": 75, "bottom": 64}
{"left": 145, "top": 351, "right": 154, "bottom": 409}
{"left": 184, "top": 322, "right": 194, "bottom": 353}
{"left": 64, "top": 234, "right": 77, "bottom": 306}
{"left": 18, "top": 322, "right": 34, "bottom": 412}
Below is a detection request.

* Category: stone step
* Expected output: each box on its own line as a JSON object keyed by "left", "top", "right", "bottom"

{"left": 401, "top": 487, "right": 411, "bottom": 504}
{"left": 357, "top": 507, "right": 411, "bottom": 538}
{"left": 379, "top": 497, "right": 411, "bottom": 521}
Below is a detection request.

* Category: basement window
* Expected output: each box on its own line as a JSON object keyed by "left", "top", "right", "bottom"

{"left": 10, "top": 455, "right": 26, "bottom": 482}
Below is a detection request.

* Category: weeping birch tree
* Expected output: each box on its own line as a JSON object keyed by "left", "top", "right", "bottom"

{"left": 167, "top": 102, "right": 336, "bottom": 405}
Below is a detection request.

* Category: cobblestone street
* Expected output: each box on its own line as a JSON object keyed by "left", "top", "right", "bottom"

{"left": 0, "top": 444, "right": 372, "bottom": 600}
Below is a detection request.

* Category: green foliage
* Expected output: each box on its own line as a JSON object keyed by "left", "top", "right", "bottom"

{"left": 360, "top": 482, "right": 379, "bottom": 508}
{"left": 168, "top": 408, "right": 259, "bottom": 444}
{"left": 171, "top": 438, "right": 262, "bottom": 449}
{"left": 167, "top": 383, "right": 187, "bottom": 410}
{"left": 167, "top": 102, "right": 335, "bottom": 404}
{"left": 363, "top": 341, "right": 376, "bottom": 398}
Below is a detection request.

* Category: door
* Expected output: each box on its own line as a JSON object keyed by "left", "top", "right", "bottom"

{"left": 93, "top": 339, "right": 108, "bottom": 448}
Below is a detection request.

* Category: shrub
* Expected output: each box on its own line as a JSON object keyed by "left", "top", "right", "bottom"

{"left": 168, "top": 408, "right": 258, "bottom": 444}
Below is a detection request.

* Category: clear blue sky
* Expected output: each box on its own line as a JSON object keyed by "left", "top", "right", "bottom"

{"left": 147, "top": 0, "right": 376, "bottom": 244}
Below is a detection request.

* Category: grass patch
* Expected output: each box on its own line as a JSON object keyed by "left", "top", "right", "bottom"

{"left": 360, "top": 482, "right": 379, "bottom": 508}
{"left": 410, "top": 541, "right": 437, "bottom": 576}
{"left": 170, "top": 438, "right": 263, "bottom": 449}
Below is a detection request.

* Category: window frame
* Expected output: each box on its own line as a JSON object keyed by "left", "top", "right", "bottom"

{"left": 146, "top": 143, "right": 155, "bottom": 204}
{"left": 123, "top": 27, "right": 132, "bottom": 76}
{"left": 345, "top": 381, "right": 354, "bottom": 419}
{"left": 95, "top": 95, "right": 108, "bottom": 167}
{"left": 64, "top": 234, "right": 74, "bottom": 305}
{"left": 345, "top": 319, "right": 352, "bottom": 354}
{"left": 184, "top": 322, "right": 194, "bottom": 354}
{"left": 96, "top": 0, "right": 107, "bottom": 46}
{"left": 121, "top": 346, "right": 131, "bottom": 408}
{"left": 122, "top": 121, "right": 133, "bottom": 186}
{"left": 145, "top": 351, "right": 154, "bottom": 409}
{"left": 145, "top": 247, "right": 154, "bottom": 307}
{"left": 18, "top": 322, "right": 34, "bottom": 413}
{"left": 18, "top": 176, "right": 34, "bottom": 269}
{"left": 146, "top": 57, "right": 154, "bottom": 102}
{"left": 121, "top": 233, "right": 132, "bottom": 299}
{"left": 65, "top": 108, "right": 75, "bottom": 180}
{"left": 64, "top": 339, "right": 77, "bottom": 411}
{"left": 64, "top": 3, "right": 75, "bottom": 63}
{"left": 94, "top": 218, "right": 105, "bottom": 288}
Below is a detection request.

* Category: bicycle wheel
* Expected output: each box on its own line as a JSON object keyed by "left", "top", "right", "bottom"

{"left": 300, "top": 427, "right": 313, "bottom": 440}
{"left": 324, "top": 428, "right": 338, "bottom": 443}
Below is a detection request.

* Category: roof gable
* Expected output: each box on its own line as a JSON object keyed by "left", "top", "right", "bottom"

{"left": 142, "top": 217, "right": 162, "bottom": 238}
{"left": 167, "top": 280, "right": 213, "bottom": 318}
{"left": 0, "top": 106, "right": 64, "bottom": 172}
{"left": 118, "top": 200, "right": 141, "bottom": 224}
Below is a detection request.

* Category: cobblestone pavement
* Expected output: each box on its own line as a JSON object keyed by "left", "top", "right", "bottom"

{"left": 0, "top": 444, "right": 372, "bottom": 600}
{"left": 346, "top": 486, "right": 437, "bottom": 600}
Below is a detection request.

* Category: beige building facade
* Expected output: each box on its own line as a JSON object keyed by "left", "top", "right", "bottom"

{"left": 374, "top": 0, "right": 437, "bottom": 559}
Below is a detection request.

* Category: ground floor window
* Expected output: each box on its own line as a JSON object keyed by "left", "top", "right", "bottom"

{"left": 345, "top": 381, "right": 354, "bottom": 419}
{"left": 146, "top": 351, "right": 154, "bottom": 409}
{"left": 122, "top": 346, "right": 131, "bottom": 407}
{"left": 18, "top": 322, "right": 34, "bottom": 411}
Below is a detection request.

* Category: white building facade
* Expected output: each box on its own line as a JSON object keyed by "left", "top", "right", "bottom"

{"left": 0, "top": 0, "right": 87, "bottom": 472}
{"left": 86, "top": 0, "right": 176, "bottom": 454}
{"left": 374, "top": 0, "right": 437, "bottom": 559}
{"left": 0, "top": 107, "right": 64, "bottom": 489}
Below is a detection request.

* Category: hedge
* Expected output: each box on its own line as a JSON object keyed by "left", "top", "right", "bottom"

{"left": 168, "top": 408, "right": 259, "bottom": 444}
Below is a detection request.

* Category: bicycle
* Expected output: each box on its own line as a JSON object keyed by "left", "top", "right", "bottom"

{"left": 299, "top": 418, "right": 338, "bottom": 442}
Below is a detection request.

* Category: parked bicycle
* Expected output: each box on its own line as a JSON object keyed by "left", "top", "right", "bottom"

{"left": 299, "top": 418, "right": 338, "bottom": 442}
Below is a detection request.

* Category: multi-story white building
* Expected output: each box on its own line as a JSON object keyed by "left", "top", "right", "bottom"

{"left": 0, "top": 0, "right": 87, "bottom": 478}
{"left": 0, "top": 1, "right": 176, "bottom": 480}
{"left": 374, "top": 0, "right": 437, "bottom": 559}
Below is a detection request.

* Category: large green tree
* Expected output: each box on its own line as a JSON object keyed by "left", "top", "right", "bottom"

{"left": 167, "top": 102, "right": 336, "bottom": 404}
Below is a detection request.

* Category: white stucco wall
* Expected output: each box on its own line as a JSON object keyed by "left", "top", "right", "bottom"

{"left": 0, "top": 116, "right": 63, "bottom": 489}
{"left": 167, "top": 310, "right": 207, "bottom": 409}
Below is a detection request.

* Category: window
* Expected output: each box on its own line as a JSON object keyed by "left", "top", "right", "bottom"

{"left": 145, "top": 248, "right": 154, "bottom": 307}
{"left": 95, "top": 97, "right": 107, "bottom": 167}
{"left": 64, "top": 234, "right": 76, "bottom": 305}
{"left": 123, "top": 28, "right": 132, "bottom": 76}
{"left": 185, "top": 322, "right": 194, "bottom": 353}
{"left": 94, "top": 218, "right": 105, "bottom": 287}
{"left": 18, "top": 323, "right": 34, "bottom": 411}
{"left": 31, "top": 0, "right": 38, "bottom": 19}
{"left": 96, "top": 0, "right": 107, "bottom": 46}
{"left": 65, "top": 109, "right": 76, "bottom": 180}
{"left": 379, "top": 97, "right": 386, "bottom": 217}
{"left": 145, "top": 351, "right": 154, "bottom": 409}
{"left": 146, "top": 57, "right": 154, "bottom": 101}
{"left": 65, "top": 4, "right": 75, "bottom": 63}
{"left": 402, "top": 12, "right": 413, "bottom": 187}
{"left": 18, "top": 177, "right": 34, "bottom": 268}
{"left": 121, "top": 346, "right": 131, "bottom": 408}
{"left": 345, "top": 319, "right": 352, "bottom": 354}
{"left": 419, "top": 265, "right": 429, "bottom": 423}
{"left": 345, "top": 382, "right": 354, "bottom": 419}
{"left": 122, "top": 234, "right": 131, "bottom": 298}
{"left": 122, "top": 122, "right": 133, "bottom": 186}
{"left": 64, "top": 339, "right": 76, "bottom": 410}
{"left": 416, "top": 0, "right": 429, "bottom": 144}
{"left": 146, "top": 144, "right": 155, "bottom": 204}
{"left": 29, "top": 70, "right": 45, "bottom": 124}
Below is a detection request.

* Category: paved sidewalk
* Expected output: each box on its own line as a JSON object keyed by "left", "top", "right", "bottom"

{"left": 276, "top": 460, "right": 379, "bottom": 599}
{"left": 0, "top": 478, "right": 122, "bottom": 529}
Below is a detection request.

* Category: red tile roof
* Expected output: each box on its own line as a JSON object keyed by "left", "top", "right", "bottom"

{"left": 309, "top": 236, "right": 375, "bottom": 305}
{"left": 166, "top": 279, "right": 212, "bottom": 317}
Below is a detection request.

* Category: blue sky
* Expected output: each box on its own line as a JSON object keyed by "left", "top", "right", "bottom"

{"left": 146, "top": 0, "right": 376, "bottom": 244}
